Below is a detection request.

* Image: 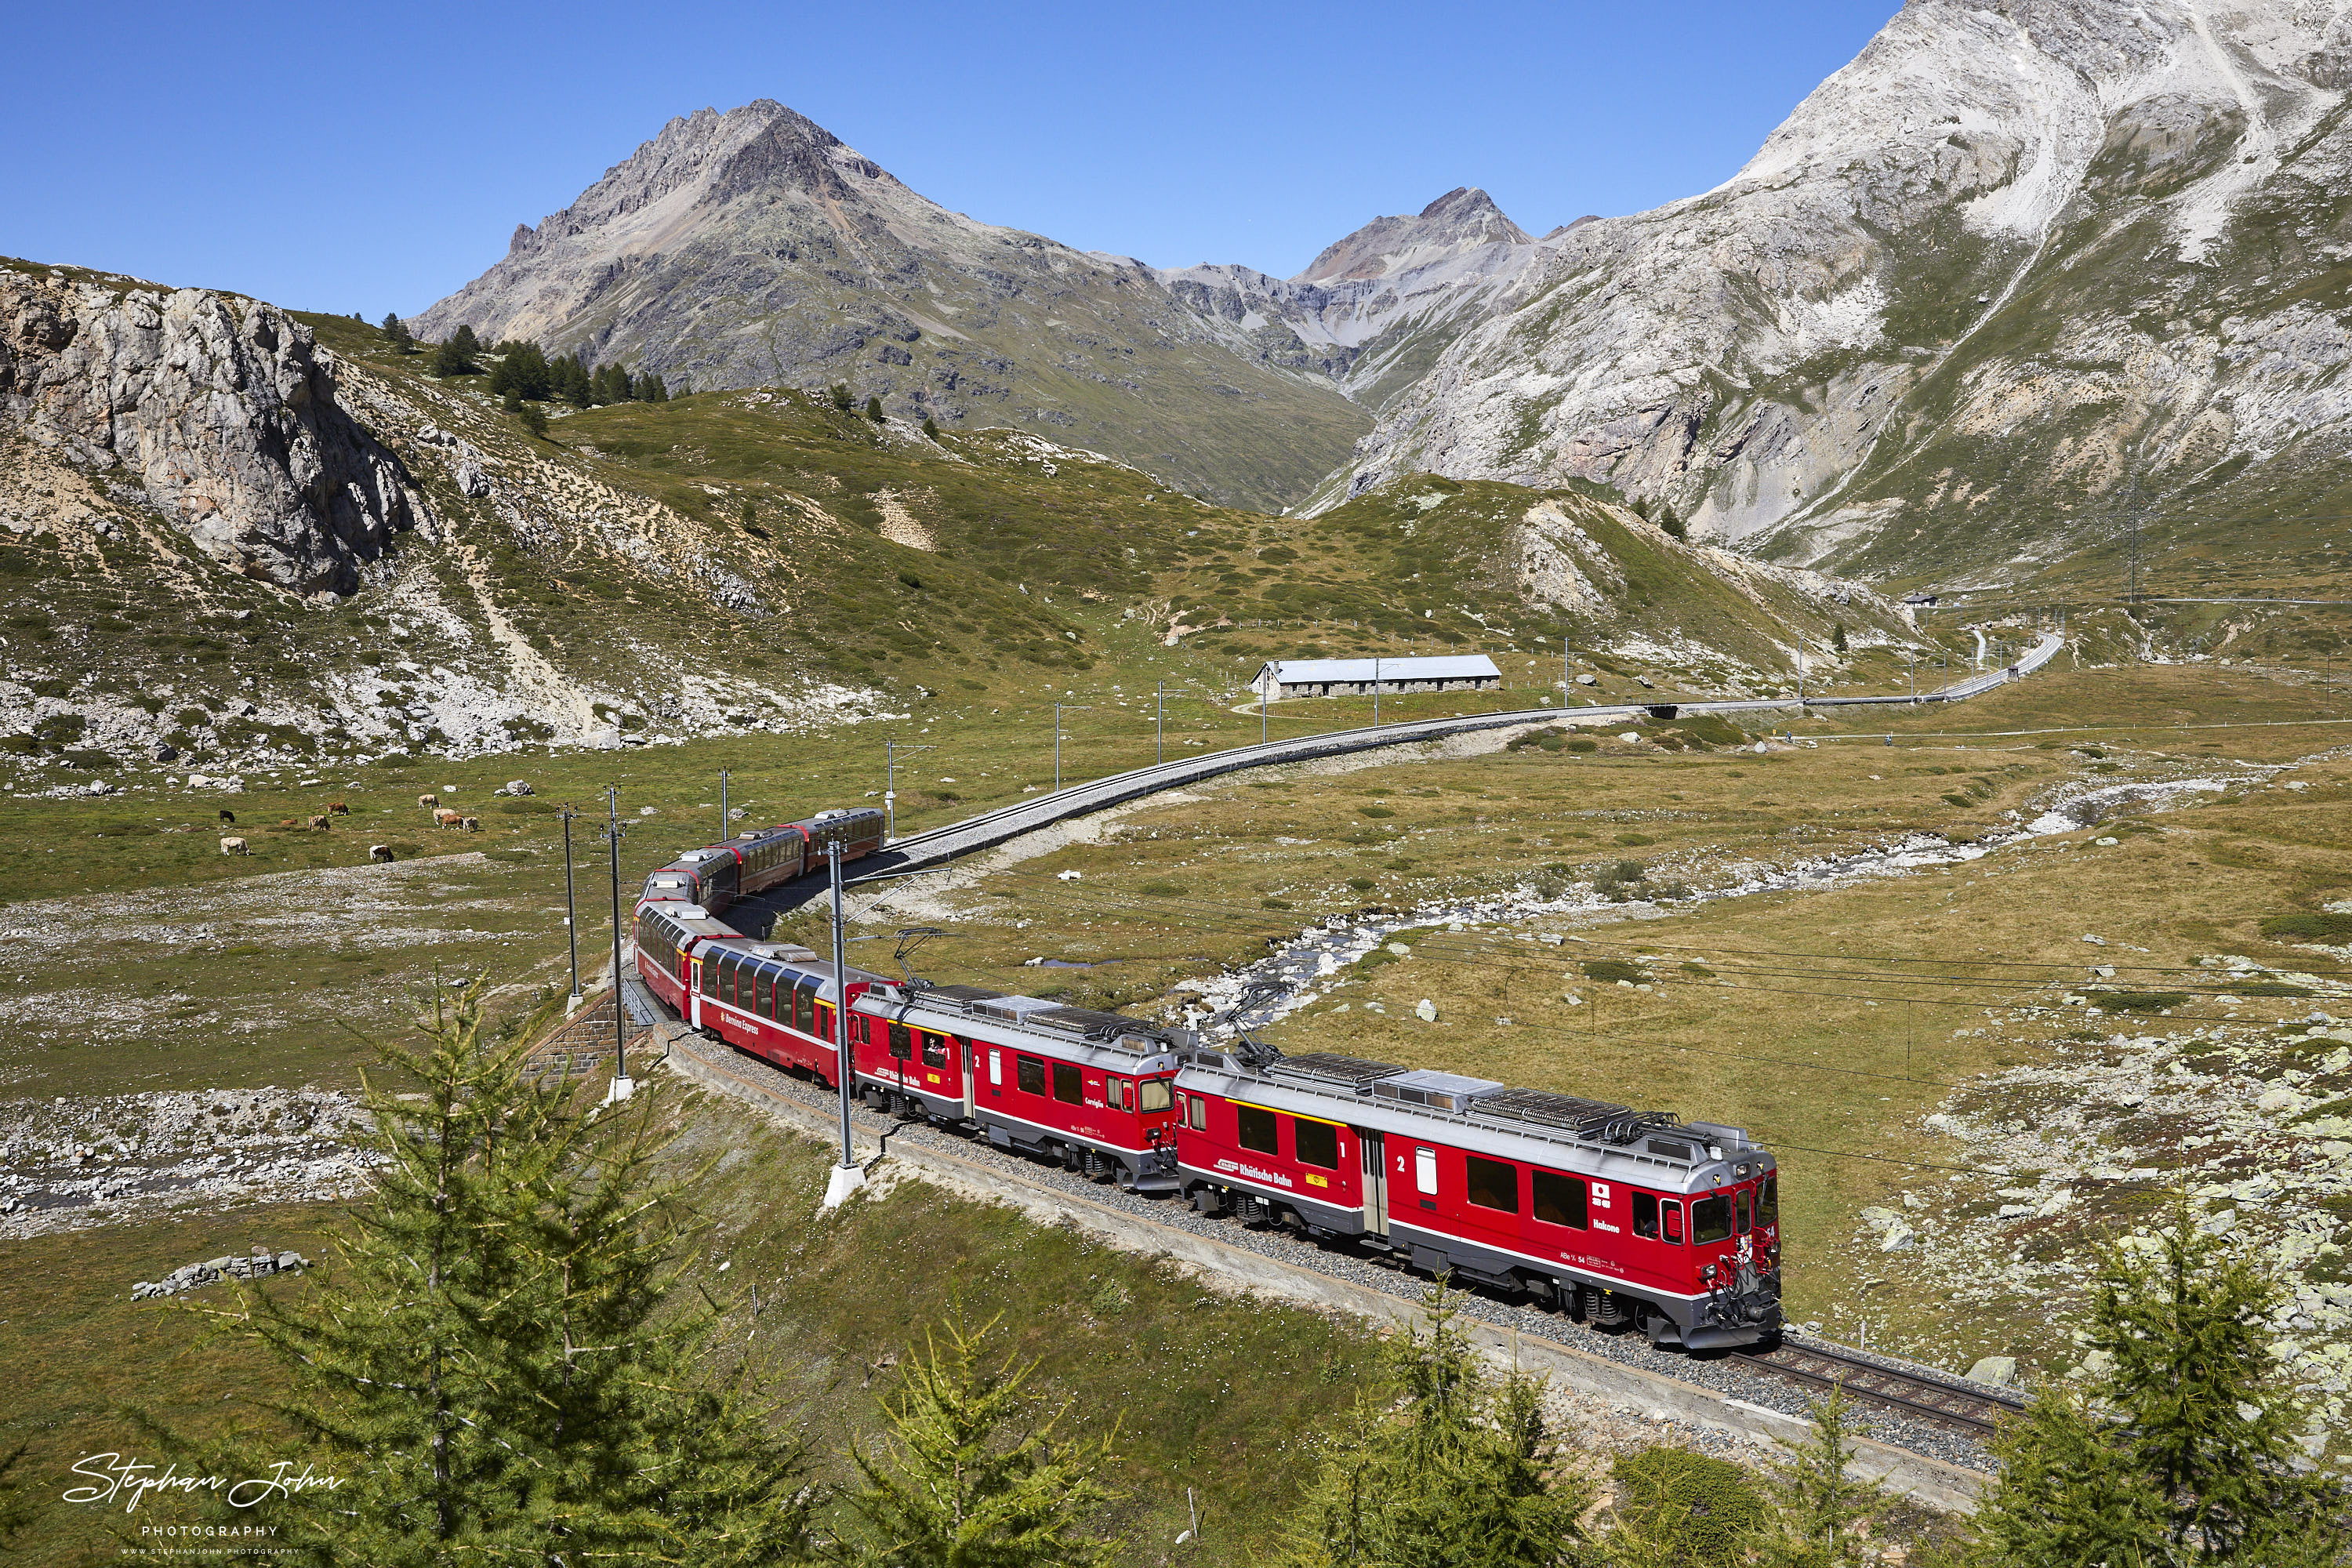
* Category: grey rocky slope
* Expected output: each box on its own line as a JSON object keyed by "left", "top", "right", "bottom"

{"left": 1158, "top": 187, "right": 1559, "bottom": 415}
{"left": 2, "top": 268, "right": 427, "bottom": 596}
{"left": 1325, "top": 0, "right": 2352, "bottom": 589}
{"left": 411, "top": 101, "right": 1373, "bottom": 513}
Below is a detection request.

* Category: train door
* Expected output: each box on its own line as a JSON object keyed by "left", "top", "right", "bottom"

{"left": 887, "top": 1021, "right": 913, "bottom": 1091}
{"left": 962, "top": 1037, "right": 978, "bottom": 1120}
{"left": 687, "top": 957, "right": 703, "bottom": 1029}
{"left": 1360, "top": 1131, "right": 1388, "bottom": 1239}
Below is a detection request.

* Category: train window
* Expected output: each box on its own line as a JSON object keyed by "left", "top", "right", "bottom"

{"left": 1414, "top": 1147, "right": 1437, "bottom": 1196}
{"left": 888, "top": 1022, "right": 912, "bottom": 1060}
{"left": 1140, "top": 1080, "right": 1172, "bottom": 1114}
{"left": 699, "top": 960, "right": 717, "bottom": 998}
{"left": 1051, "top": 1062, "right": 1083, "bottom": 1105}
{"left": 1105, "top": 1078, "right": 1131, "bottom": 1112}
{"left": 989, "top": 1049, "right": 1002, "bottom": 1087}
{"left": 795, "top": 985, "right": 815, "bottom": 1033}
{"left": 1632, "top": 1192, "right": 1660, "bottom": 1240}
{"left": 1662, "top": 1201, "right": 1684, "bottom": 1244}
{"left": 1692, "top": 1196, "right": 1732, "bottom": 1244}
{"left": 1017, "top": 1055, "right": 1046, "bottom": 1095}
{"left": 755, "top": 970, "right": 771, "bottom": 1016}
{"left": 922, "top": 1033, "right": 949, "bottom": 1070}
{"left": 1236, "top": 1105, "right": 1279, "bottom": 1155}
{"left": 1531, "top": 1171, "right": 1588, "bottom": 1229}
{"left": 816, "top": 1003, "right": 834, "bottom": 1041}
{"left": 1467, "top": 1157, "right": 1519, "bottom": 1214}
{"left": 1294, "top": 1118, "right": 1340, "bottom": 1171}
{"left": 1757, "top": 1176, "right": 1778, "bottom": 1227}
{"left": 1737, "top": 1190, "right": 1752, "bottom": 1235}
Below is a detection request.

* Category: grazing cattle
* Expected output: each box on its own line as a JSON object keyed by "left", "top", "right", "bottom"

{"left": 459, "top": 816, "right": 480, "bottom": 832}
{"left": 434, "top": 808, "right": 463, "bottom": 827}
{"left": 220, "top": 837, "right": 249, "bottom": 855}
{"left": 280, "top": 818, "right": 298, "bottom": 829}
{"left": 368, "top": 844, "right": 394, "bottom": 862}
{"left": 307, "top": 815, "right": 330, "bottom": 830}
{"left": 218, "top": 809, "right": 235, "bottom": 825}
{"left": 327, "top": 801, "right": 349, "bottom": 816}
{"left": 418, "top": 793, "right": 439, "bottom": 810}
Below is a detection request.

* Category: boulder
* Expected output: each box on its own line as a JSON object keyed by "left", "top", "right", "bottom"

{"left": 1414, "top": 998, "right": 1439, "bottom": 1022}
{"left": 1965, "top": 1356, "right": 2017, "bottom": 1388}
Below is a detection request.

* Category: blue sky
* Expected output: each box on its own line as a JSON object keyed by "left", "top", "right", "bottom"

{"left": 5, "top": 1, "right": 1896, "bottom": 316}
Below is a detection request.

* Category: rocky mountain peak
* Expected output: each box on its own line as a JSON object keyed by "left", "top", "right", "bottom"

{"left": 1296, "top": 186, "right": 1532, "bottom": 284}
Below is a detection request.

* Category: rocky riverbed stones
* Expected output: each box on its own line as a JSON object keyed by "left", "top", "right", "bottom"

{"left": 133, "top": 1249, "right": 310, "bottom": 1300}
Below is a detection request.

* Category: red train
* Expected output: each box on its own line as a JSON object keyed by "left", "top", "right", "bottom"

{"left": 627, "top": 815, "right": 1780, "bottom": 1350}
{"left": 638, "top": 808, "right": 884, "bottom": 916}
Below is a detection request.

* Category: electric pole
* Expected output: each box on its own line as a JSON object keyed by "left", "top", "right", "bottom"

{"left": 884, "top": 739, "right": 931, "bottom": 843}
{"left": 1054, "top": 705, "right": 1091, "bottom": 791}
{"left": 601, "top": 786, "right": 631, "bottom": 1100}
{"left": 561, "top": 804, "right": 582, "bottom": 1004}
{"left": 1373, "top": 654, "right": 1382, "bottom": 727}
{"left": 1156, "top": 681, "right": 1165, "bottom": 764}
{"left": 718, "top": 768, "right": 729, "bottom": 837}
{"left": 820, "top": 841, "right": 864, "bottom": 1208}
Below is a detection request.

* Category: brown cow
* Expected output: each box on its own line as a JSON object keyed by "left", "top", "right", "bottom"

{"left": 418, "top": 793, "right": 439, "bottom": 810}
{"left": 220, "top": 836, "right": 249, "bottom": 855}
{"left": 434, "top": 808, "right": 463, "bottom": 828}
{"left": 368, "top": 844, "right": 394, "bottom": 862}
{"left": 307, "top": 815, "right": 330, "bottom": 830}
{"left": 458, "top": 816, "right": 481, "bottom": 832}
{"left": 327, "top": 801, "right": 350, "bottom": 816}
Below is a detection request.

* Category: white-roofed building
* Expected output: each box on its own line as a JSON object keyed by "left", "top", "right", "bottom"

{"left": 1250, "top": 654, "right": 1501, "bottom": 702}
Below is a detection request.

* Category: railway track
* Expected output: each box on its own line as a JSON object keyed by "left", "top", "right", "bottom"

{"left": 1730, "top": 1339, "right": 2027, "bottom": 1436}
{"left": 726, "top": 632, "right": 2062, "bottom": 926}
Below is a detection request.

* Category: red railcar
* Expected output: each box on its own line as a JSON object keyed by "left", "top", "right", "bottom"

{"left": 630, "top": 900, "right": 760, "bottom": 1017}
{"left": 869, "top": 986, "right": 1183, "bottom": 1190}
{"left": 1172, "top": 1051, "right": 1780, "bottom": 1348}
{"left": 638, "top": 808, "right": 887, "bottom": 917}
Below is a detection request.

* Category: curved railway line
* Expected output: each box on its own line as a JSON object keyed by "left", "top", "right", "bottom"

{"left": 728, "top": 633, "right": 2063, "bottom": 925}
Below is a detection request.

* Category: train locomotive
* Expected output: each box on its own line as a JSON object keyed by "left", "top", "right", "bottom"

{"left": 629, "top": 813, "right": 1781, "bottom": 1350}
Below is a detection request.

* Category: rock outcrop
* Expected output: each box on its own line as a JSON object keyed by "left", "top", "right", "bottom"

{"left": 0, "top": 269, "right": 425, "bottom": 595}
{"left": 1325, "top": 0, "right": 2352, "bottom": 586}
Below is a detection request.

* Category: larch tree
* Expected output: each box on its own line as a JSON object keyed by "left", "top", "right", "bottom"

{"left": 842, "top": 1311, "right": 1120, "bottom": 1568}
{"left": 201, "top": 976, "right": 814, "bottom": 1566}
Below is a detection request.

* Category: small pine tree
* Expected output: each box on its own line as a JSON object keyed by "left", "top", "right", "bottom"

{"left": 843, "top": 1311, "right": 1118, "bottom": 1568}
{"left": 1277, "top": 1283, "right": 1591, "bottom": 1568}
{"left": 379, "top": 313, "right": 412, "bottom": 353}
{"left": 519, "top": 402, "right": 548, "bottom": 439}
{"left": 430, "top": 336, "right": 474, "bottom": 377}
{"left": 1970, "top": 1193, "right": 2338, "bottom": 1566}
{"left": 1603, "top": 1446, "right": 1769, "bottom": 1567}
{"left": 592, "top": 362, "right": 629, "bottom": 405}
{"left": 633, "top": 371, "right": 666, "bottom": 403}
{"left": 1658, "top": 506, "right": 1688, "bottom": 541}
{"left": 1830, "top": 623, "right": 1848, "bottom": 655}
{"left": 740, "top": 499, "right": 757, "bottom": 527}
{"left": 922, "top": 415, "right": 941, "bottom": 440}
{"left": 830, "top": 382, "right": 854, "bottom": 412}
{"left": 866, "top": 394, "right": 886, "bottom": 422}
{"left": 201, "top": 976, "right": 814, "bottom": 1564}
{"left": 1761, "top": 1384, "right": 1884, "bottom": 1567}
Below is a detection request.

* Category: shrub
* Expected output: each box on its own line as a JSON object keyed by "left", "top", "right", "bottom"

{"left": 1138, "top": 881, "right": 1186, "bottom": 898}
{"left": 2233, "top": 979, "right": 2313, "bottom": 997}
{"left": 2260, "top": 912, "right": 2352, "bottom": 942}
{"left": 1582, "top": 958, "right": 1649, "bottom": 984}
{"left": 1361, "top": 806, "right": 1395, "bottom": 818}
{"left": 1346, "top": 877, "right": 1377, "bottom": 892}
{"left": 2103, "top": 991, "right": 2189, "bottom": 1014}
{"left": 1615, "top": 832, "right": 1655, "bottom": 846}
{"left": 1565, "top": 737, "right": 1598, "bottom": 753}
{"left": 1260, "top": 897, "right": 1292, "bottom": 910}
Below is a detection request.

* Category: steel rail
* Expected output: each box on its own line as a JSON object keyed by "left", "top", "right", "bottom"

{"left": 1730, "top": 1339, "right": 2028, "bottom": 1435}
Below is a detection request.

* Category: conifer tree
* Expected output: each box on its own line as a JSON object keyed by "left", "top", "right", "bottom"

{"left": 1277, "top": 1284, "right": 1591, "bottom": 1568}
{"left": 593, "top": 363, "right": 630, "bottom": 405}
{"left": 867, "top": 394, "right": 886, "bottom": 423}
{"left": 842, "top": 1311, "right": 1118, "bottom": 1568}
{"left": 1969, "top": 1194, "right": 2339, "bottom": 1566}
{"left": 831, "top": 383, "right": 854, "bottom": 412}
{"left": 923, "top": 416, "right": 942, "bottom": 440}
{"left": 551, "top": 354, "right": 590, "bottom": 407}
{"left": 520, "top": 401, "right": 548, "bottom": 439}
{"left": 1756, "top": 1385, "right": 1883, "bottom": 1568}
{"left": 488, "top": 341, "right": 551, "bottom": 402}
{"left": 430, "top": 336, "right": 475, "bottom": 377}
{"left": 451, "top": 325, "right": 481, "bottom": 359}
{"left": 1830, "top": 624, "right": 1848, "bottom": 655}
{"left": 380, "top": 313, "right": 412, "bottom": 354}
{"left": 635, "top": 371, "right": 670, "bottom": 403}
{"left": 201, "top": 976, "right": 813, "bottom": 1566}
